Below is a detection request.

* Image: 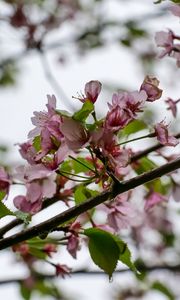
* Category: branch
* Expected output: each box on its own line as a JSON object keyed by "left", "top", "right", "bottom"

{"left": 0, "top": 157, "right": 179, "bottom": 250}
{"left": 131, "top": 133, "right": 180, "bottom": 162}
{"left": 0, "top": 264, "right": 180, "bottom": 285}
{"left": 1, "top": 134, "right": 179, "bottom": 238}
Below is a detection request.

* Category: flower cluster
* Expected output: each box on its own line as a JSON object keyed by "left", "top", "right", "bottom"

{"left": 155, "top": 4, "right": 180, "bottom": 67}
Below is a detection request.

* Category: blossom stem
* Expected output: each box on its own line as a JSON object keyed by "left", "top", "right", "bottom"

{"left": 69, "top": 155, "right": 97, "bottom": 174}
{"left": 58, "top": 171, "right": 95, "bottom": 183}
{"left": 117, "top": 132, "right": 155, "bottom": 146}
{"left": 87, "top": 146, "right": 99, "bottom": 175}
{"left": 57, "top": 170, "right": 95, "bottom": 180}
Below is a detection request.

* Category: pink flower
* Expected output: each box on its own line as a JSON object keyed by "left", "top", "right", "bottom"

{"left": 108, "top": 147, "right": 130, "bottom": 169}
{"left": 19, "top": 141, "right": 37, "bottom": 165}
{"left": 154, "top": 121, "right": 179, "bottom": 147}
{"left": 85, "top": 80, "right": 102, "bottom": 103}
{"left": 169, "top": 4, "right": 180, "bottom": 17}
{"left": 76, "top": 80, "right": 102, "bottom": 103}
{"left": 105, "top": 105, "right": 131, "bottom": 131}
{"left": 165, "top": 98, "right": 180, "bottom": 118}
{"left": 145, "top": 191, "right": 168, "bottom": 212}
{"left": 67, "top": 234, "right": 80, "bottom": 259}
{"left": 0, "top": 167, "right": 11, "bottom": 199}
{"left": 60, "top": 117, "right": 90, "bottom": 150}
{"left": 43, "top": 244, "right": 57, "bottom": 257}
{"left": 55, "top": 263, "right": 72, "bottom": 278}
{"left": 140, "top": 75, "right": 162, "bottom": 102}
{"left": 28, "top": 95, "right": 62, "bottom": 141}
{"left": 13, "top": 195, "right": 42, "bottom": 214}
{"left": 155, "top": 30, "right": 174, "bottom": 58}
{"left": 105, "top": 90, "right": 147, "bottom": 131}
{"left": 15, "top": 164, "right": 54, "bottom": 182}
{"left": 13, "top": 165, "right": 56, "bottom": 213}
{"left": 105, "top": 193, "right": 138, "bottom": 232}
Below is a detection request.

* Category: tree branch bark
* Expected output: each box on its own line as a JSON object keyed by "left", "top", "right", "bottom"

{"left": 0, "top": 157, "right": 179, "bottom": 250}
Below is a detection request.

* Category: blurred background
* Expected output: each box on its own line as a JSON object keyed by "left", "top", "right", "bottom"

{"left": 0, "top": 0, "right": 180, "bottom": 299}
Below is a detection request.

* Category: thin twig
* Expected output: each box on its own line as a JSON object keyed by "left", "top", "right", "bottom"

{"left": 0, "top": 264, "right": 180, "bottom": 285}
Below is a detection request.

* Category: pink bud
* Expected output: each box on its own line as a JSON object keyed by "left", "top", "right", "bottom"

{"left": 85, "top": 80, "right": 102, "bottom": 103}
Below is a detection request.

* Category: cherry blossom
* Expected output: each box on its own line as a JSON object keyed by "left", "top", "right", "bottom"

{"left": 55, "top": 263, "right": 72, "bottom": 278}
{"left": 75, "top": 80, "right": 102, "bottom": 103}
{"left": 13, "top": 165, "right": 56, "bottom": 213}
{"left": 155, "top": 30, "right": 174, "bottom": 58}
{"left": 0, "top": 167, "right": 11, "bottom": 199}
{"left": 105, "top": 193, "right": 139, "bottom": 232}
{"left": 105, "top": 90, "right": 147, "bottom": 131}
{"left": 140, "top": 75, "right": 162, "bottom": 102}
{"left": 169, "top": 4, "right": 180, "bottom": 17}
{"left": 165, "top": 98, "right": 180, "bottom": 118}
{"left": 60, "top": 117, "right": 90, "bottom": 150}
{"left": 154, "top": 121, "right": 179, "bottom": 147}
{"left": 28, "top": 94, "right": 62, "bottom": 140}
{"left": 144, "top": 191, "right": 168, "bottom": 212}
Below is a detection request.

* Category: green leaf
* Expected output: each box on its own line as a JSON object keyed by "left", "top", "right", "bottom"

{"left": 29, "top": 247, "right": 46, "bottom": 259}
{"left": 27, "top": 237, "right": 55, "bottom": 248}
{"left": 59, "top": 160, "right": 72, "bottom": 173}
{"left": 72, "top": 157, "right": 95, "bottom": 174}
{"left": 0, "top": 202, "right": 14, "bottom": 218}
{"left": 35, "top": 281, "right": 62, "bottom": 298}
{"left": 152, "top": 281, "right": 175, "bottom": 300}
{"left": 0, "top": 190, "right": 6, "bottom": 201}
{"left": 20, "top": 283, "right": 32, "bottom": 300}
{"left": 15, "top": 211, "right": 31, "bottom": 225}
{"left": 73, "top": 100, "right": 94, "bottom": 122}
{"left": 112, "top": 236, "right": 138, "bottom": 273}
{"left": 84, "top": 228, "right": 120, "bottom": 278}
{"left": 33, "top": 135, "right": 41, "bottom": 152}
{"left": 120, "top": 119, "right": 147, "bottom": 137}
{"left": 74, "top": 185, "right": 99, "bottom": 205}
{"left": 154, "top": 0, "right": 165, "bottom": 4}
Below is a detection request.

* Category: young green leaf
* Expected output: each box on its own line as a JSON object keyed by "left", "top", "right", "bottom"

{"left": 0, "top": 202, "right": 14, "bottom": 219}
{"left": 74, "top": 185, "right": 99, "bottom": 205}
{"left": 73, "top": 100, "right": 94, "bottom": 122}
{"left": 113, "top": 236, "right": 138, "bottom": 273}
{"left": 152, "top": 281, "right": 175, "bottom": 300}
{"left": 0, "top": 191, "right": 6, "bottom": 201}
{"left": 84, "top": 228, "right": 120, "bottom": 279}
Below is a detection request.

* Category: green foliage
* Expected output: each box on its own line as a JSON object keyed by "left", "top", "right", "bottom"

{"left": 0, "top": 191, "right": 6, "bottom": 201}
{"left": 74, "top": 185, "right": 99, "bottom": 205}
{"left": 0, "top": 202, "right": 14, "bottom": 218}
{"left": 84, "top": 228, "right": 137, "bottom": 278}
{"left": 33, "top": 136, "right": 41, "bottom": 152}
{"left": 152, "top": 281, "right": 175, "bottom": 300}
{"left": 73, "top": 100, "right": 94, "bottom": 122}
{"left": 120, "top": 119, "right": 147, "bottom": 137}
{"left": 34, "top": 281, "right": 63, "bottom": 299}
{"left": 60, "top": 156, "right": 95, "bottom": 174}
{"left": 0, "top": 62, "right": 18, "bottom": 87}
{"left": 113, "top": 237, "right": 138, "bottom": 273}
{"left": 84, "top": 228, "right": 120, "bottom": 279}
{"left": 20, "top": 283, "right": 31, "bottom": 300}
